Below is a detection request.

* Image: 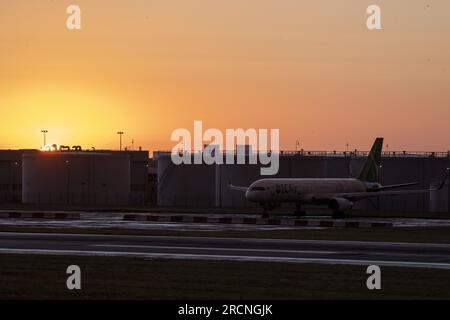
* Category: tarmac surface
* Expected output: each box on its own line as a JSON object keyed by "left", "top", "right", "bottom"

{"left": 1, "top": 210, "right": 450, "bottom": 231}
{"left": 1, "top": 232, "right": 450, "bottom": 269}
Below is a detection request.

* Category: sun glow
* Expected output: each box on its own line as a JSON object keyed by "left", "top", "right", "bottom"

{"left": 0, "top": 83, "right": 138, "bottom": 150}
{"left": 40, "top": 144, "right": 61, "bottom": 151}
{"left": 1, "top": 1, "right": 450, "bottom": 151}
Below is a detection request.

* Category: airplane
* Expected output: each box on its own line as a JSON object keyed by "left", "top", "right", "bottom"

{"left": 230, "top": 138, "right": 448, "bottom": 218}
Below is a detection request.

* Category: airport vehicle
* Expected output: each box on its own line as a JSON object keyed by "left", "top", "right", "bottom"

{"left": 230, "top": 138, "right": 447, "bottom": 218}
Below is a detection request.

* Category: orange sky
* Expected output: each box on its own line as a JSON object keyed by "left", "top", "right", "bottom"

{"left": 1, "top": 0, "right": 449, "bottom": 152}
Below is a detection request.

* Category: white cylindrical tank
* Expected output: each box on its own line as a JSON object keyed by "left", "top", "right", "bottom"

{"left": 22, "top": 152, "right": 130, "bottom": 205}
{"left": 430, "top": 180, "right": 449, "bottom": 213}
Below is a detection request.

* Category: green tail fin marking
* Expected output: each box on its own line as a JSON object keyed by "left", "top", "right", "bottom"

{"left": 358, "top": 138, "right": 383, "bottom": 182}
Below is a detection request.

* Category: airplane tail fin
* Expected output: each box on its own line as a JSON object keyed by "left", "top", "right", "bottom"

{"left": 358, "top": 138, "right": 383, "bottom": 182}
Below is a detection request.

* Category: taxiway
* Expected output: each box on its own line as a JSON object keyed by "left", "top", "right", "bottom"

{"left": 1, "top": 232, "right": 450, "bottom": 269}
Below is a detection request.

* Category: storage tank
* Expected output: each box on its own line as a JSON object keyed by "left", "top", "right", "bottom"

{"left": 430, "top": 180, "right": 449, "bottom": 213}
{"left": 22, "top": 152, "right": 130, "bottom": 205}
{"left": 155, "top": 152, "right": 215, "bottom": 207}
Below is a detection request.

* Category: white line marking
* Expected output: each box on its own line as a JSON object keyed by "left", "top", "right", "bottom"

{"left": 0, "top": 248, "right": 450, "bottom": 269}
{"left": 91, "top": 244, "right": 336, "bottom": 255}
{"left": 91, "top": 245, "right": 450, "bottom": 259}
{"left": 1, "top": 232, "right": 450, "bottom": 248}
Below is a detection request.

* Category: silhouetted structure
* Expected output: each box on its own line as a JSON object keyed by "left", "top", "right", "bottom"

{"left": 155, "top": 149, "right": 450, "bottom": 212}
{"left": 0, "top": 149, "right": 149, "bottom": 205}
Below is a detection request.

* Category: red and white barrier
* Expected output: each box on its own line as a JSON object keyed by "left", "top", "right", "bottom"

{"left": 123, "top": 214, "right": 392, "bottom": 228}
{"left": 0, "top": 212, "right": 81, "bottom": 220}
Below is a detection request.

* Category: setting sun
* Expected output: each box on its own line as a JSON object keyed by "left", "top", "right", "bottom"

{"left": 1, "top": 83, "right": 143, "bottom": 150}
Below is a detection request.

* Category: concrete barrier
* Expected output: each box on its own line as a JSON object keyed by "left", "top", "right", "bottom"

{"left": 122, "top": 214, "right": 393, "bottom": 228}
{"left": 0, "top": 212, "right": 80, "bottom": 220}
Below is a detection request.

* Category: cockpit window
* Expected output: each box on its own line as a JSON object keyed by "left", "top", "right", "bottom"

{"left": 250, "top": 187, "right": 265, "bottom": 191}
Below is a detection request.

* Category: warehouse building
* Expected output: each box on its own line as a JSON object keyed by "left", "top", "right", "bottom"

{"left": 2, "top": 147, "right": 449, "bottom": 212}
{"left": 155, "top": 149, "right": 450, "bottom": 212}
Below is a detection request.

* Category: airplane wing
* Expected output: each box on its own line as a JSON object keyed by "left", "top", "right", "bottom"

{"left": 228, "top": 185, "right": 248, "bottom": 192}
{"left": 377, "top": 182, "right": 419, "bottom": 190}
{"left": 337, "top": 188, "right": 433, "bottom": 202}
{"left": 337, "top": 176, "right": 447, "bottom": 202}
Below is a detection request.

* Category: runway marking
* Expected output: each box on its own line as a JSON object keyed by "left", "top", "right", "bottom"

{"left": 90, "top": 244, "right": 337, "bottom": 255}
{"left": 2, "top": 232, "right": 450, "bottom": 248}
{"left": 91, "top": 244, "right": 450, "bottom": 259}
{"left": 1, "top": 248, "right": 450, "bottom": 270}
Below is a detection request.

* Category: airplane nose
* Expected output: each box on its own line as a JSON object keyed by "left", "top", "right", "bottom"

{"left": 245, "top": 190, "right": 257, "bottom": 202}
{"left": 246, "top": 190, "right": 265, "bottom": 202}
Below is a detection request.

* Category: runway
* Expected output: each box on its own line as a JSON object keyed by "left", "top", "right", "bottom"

{"left": 1, "top": 232, "right": 450, "bottom": 269}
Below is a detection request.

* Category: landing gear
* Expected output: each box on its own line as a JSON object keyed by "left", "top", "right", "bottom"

{"left": 261, "top": 204, "right": 270, "bottom": 218}
{"left": 332, "top": 211, "right": 345, "bottom": 219}
{"left": 294, "top": 203, "right": 306, "bottom": 217}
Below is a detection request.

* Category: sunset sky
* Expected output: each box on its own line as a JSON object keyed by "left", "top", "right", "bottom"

{"left": 1, "top": 0, "right": 449, "bottom": 152}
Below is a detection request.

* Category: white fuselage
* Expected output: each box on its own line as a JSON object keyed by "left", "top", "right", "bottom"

{"left": 245, "top": 178, "right": 368, "bottom": 204}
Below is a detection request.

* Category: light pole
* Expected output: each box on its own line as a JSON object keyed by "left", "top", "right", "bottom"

{"left": 41, "top": 130, "right": 48, "bottom": 147}
{"left": 117, "top": 131, "right": 124, "bottom": 151}
{"left": 447, "top": 167, "right": 450, "bottom": 214}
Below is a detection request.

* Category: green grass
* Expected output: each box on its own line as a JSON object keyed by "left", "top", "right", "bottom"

{"left": 1, "top": 254, "right": 450, "bottom": 299}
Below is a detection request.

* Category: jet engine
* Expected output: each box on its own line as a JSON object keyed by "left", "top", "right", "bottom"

{"left": 328, "top": 198, "right": 354, "bottom": 212}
